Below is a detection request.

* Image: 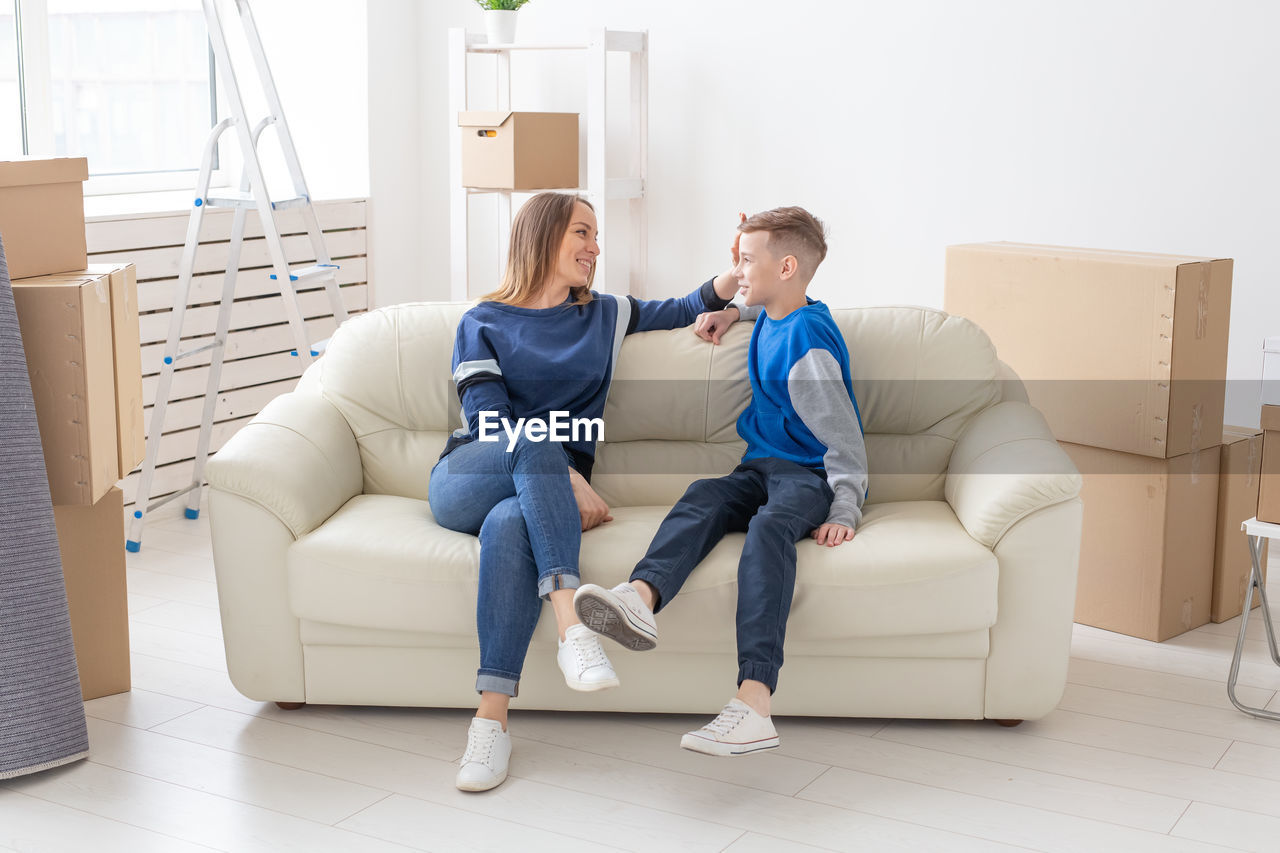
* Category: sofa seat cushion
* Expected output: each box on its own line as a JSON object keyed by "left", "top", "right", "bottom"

{"left": 580, "top": 500, "right": 998, "bottom": 644}
{"left": 288, "top": 495, "right": 997, "bottom": 646}
{"left": 287, "top": 494, "right": 479, "bottom": 636}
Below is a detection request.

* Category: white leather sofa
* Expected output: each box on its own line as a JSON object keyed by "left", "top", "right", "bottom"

{"left": 206, "top": 303, "right": 1083, "bottom": 722}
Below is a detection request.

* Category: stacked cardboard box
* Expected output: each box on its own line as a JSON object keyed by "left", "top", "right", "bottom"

{"left": 2, "top": 159, "right": 137, "bottom": 698}
{"left": 1262, "top": 344, "right": 1280, "bottom": 526}
{"left": 946, "top": 243, "right": 1258, "bottom": 641}
{"left": 0, "top": 157, "right": 89, "bottom": 278}
{"left": 1215, "top": 428, "right": 1269, "bottom": 620}
{"left": 54, "top": 488, "right": 130, "bottom": 700}
{"left": 1261, "top": 405, "right": 1280, "bottom": 525}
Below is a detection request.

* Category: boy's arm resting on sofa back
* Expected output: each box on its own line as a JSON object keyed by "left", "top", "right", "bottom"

{"left": 944, "top": 401, "right": 1083, "bottom": 549}
{"left": 788, "top": 349, "right": 869, "bottom": 529}
{"left": 205, "top": 391, "right": 363, "bottom": 539}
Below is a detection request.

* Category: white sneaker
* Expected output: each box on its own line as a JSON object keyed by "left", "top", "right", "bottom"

{"left": 574, "top": 582, "right": 658, "bottom": 651}
{"left": 680, "top": 698, "right": 780, "bottom": 756}
{"left": 557, "top": 623, "right": 621, "bottom": 691}
{"left": 456, "top": 717, "right": 511, "bottom": 792}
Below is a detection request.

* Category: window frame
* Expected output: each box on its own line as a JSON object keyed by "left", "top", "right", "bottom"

{"left": 14, "top": 0, "right": 230, "bottom": 196}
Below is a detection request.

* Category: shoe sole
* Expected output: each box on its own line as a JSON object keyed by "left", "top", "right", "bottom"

{"left": 574, "top": 588, "right": 658, "bottom": 651}
{"left": 563, "top": 674, "right": 621, "bottom": 692}
{"left": 456, "top": 767, "right": 508, "bottom": 792}
{"left": 679, "top": 733, "right": 780, "bottom": 756}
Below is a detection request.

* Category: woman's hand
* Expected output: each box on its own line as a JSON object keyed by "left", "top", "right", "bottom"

{"left": 711, "top": 212, "right": 749, "bottom": 301}
{"left": 811, "top": 523, "right": 855, "bottom": 547}
{"left": 693, "top": 307, "right": 741, "bottom": 345}
{"left": 568, "top": 466, "right": 613, "bottom": 531}
{"left": 730, "top": 211, "right": 747, "bottom": 265}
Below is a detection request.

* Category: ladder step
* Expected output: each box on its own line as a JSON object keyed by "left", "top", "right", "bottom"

{"left": 289, "top": 337, "right": 329, "bottom": 358}
{"left": 165, "top": 339, "right": 224, "bottom": 365}
{"left": 203, "top": 191, "right": 311, "bottom": 210}
{"left": 270, "top": 263, "right": 339, "bottom": 283}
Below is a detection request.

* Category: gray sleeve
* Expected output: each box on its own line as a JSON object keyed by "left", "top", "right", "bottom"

{"left": 788, "top": 349, "right": 868, "bottom": 529}
{"left": 731, "top": 295, "right": 762, "bottom": 322}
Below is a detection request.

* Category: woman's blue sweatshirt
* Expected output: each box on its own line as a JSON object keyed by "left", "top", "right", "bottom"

{"left": 446, "top": 280, "right": 730, "bottom": 479}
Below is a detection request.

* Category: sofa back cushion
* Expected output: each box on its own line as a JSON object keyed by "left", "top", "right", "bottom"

{"left": 317, "top": 302, "right": 1001, "bottom": 505}
{"left": 318, "top": 302, "right": 465, "bottom": 499}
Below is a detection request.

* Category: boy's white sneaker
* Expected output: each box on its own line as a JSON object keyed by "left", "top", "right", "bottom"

{"left": 680, "top": 698, "right": 780, "bottom": 756}
{"left": 557, "top": 623, "right": 621, "bottom": 691}
{"left": 456, "top": 717, "right": 511, "bottom": 792}
{"left": 573, "top": 582, "right": 658, "bottom": 651}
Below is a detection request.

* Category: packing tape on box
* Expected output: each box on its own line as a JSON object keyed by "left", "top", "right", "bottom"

{"left": 1248, "top": 435, "right": 1259, "bottom": 488}
{"left": 1196, "top": 261, "right": 1209, "bottom": 340}
{"left": 1190, "top": 402, "right": 1204, "bottom": 485}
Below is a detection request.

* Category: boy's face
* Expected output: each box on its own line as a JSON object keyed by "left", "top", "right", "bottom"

{"left": 733, "top": 230, "right": 793, "bottom": 308}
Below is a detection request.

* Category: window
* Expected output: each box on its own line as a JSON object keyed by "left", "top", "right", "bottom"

{"left": 4, "top": 0, "right": 219, "bottom": 194}
{"left": 1, "top": 3, "right": 20, "bottom": 155}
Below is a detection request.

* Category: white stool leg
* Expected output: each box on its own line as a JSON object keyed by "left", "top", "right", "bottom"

{"left": 1227, "top": 535, "right": 1280, "bottom": 721}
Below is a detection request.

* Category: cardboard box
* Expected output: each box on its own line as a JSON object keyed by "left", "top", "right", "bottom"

{"left": 459, "top": 111, "right": 579, "bottom": 190}
{"left": 40, "top": 265, "right": 144, "bottom": 475}
{"left": 53, "top": 487, "right": 130, "bottom": 700}
{"left": 11, "top": 272, "right": 119, "bottom": 505}
{"left": 1265, "top": 336, "right": 1280, "bottom": 407}
{"left": 1212, "top": 427, "right": 1269, "bottom": 621}
{"left": 0, "top": 157, "right": 89, "bottom": 279}
{"left": 1261, "top": 405, "right": 1280, "bottom": 524}
{"left": 946, "top": 243, "right": 1231, "bottom": 459}
{"left": 1062, "top": 441, "right": 1220, "bottom": 641}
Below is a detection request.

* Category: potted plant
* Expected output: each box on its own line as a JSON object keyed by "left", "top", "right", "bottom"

{"left": 474, "top": 0, "right": 529, "bottom": 45}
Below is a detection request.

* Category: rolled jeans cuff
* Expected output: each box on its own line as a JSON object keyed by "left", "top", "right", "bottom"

{"left": 537, "top": 570, "right": 581, "bottom": 599}
{"left": 738, "top": 662, "right": 779, "bottom": 694}
{"left": 476, "top": 671, "right": 520, "bottom": 697}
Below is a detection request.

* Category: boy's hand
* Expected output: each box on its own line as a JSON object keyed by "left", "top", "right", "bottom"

{"left": 568, "top": 465, "right": 613, "bottom": 531}
{"left": 693, "top": 307, "right": 740, "bottom": 345}
{"left": 811, "top": 523, "right": 855, "bottom": 547}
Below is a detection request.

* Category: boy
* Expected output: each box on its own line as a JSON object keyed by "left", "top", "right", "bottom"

{"left": 573, "top": 206, "right": 868, "bottom": 755}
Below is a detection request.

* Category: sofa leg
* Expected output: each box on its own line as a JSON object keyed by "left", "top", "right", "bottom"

{"left": 275, "top": 701, "right": 305, "bottom": 711}
{"left": 992, "top": 718, "right": 1023, "bottom": 727}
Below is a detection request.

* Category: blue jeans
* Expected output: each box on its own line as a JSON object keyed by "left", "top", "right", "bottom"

{"left": 630, "top": 458, "right": 833, "bottom": 694}
{"left": 428, "top": 436, "right": 582, "bottom": 697}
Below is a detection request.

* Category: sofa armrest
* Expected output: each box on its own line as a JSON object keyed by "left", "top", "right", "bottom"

{"left": 206, "top": 391, "right": 362, "bottom": 539}
{"left": 945, "top": 401, "right": 1082, "bottom": 548}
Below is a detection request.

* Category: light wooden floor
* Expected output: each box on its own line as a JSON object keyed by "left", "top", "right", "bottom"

{"left": 4, "top": 501, "right": 1280, "bottom": 852}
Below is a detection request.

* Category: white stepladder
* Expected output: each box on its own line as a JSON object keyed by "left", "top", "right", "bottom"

{"left": 126, "top": 0, "right": 348, "bottom": 552}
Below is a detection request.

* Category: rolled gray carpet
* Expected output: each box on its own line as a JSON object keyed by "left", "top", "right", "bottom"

{"left": 0, "top": 235, "right": 90, "bottom": 779}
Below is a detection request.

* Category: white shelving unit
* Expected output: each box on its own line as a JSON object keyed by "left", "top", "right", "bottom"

{"left": 447, "top": 28, "right": 648, "bottom": 301}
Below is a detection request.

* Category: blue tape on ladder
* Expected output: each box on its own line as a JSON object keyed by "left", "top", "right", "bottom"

{"left": 185, "top": 508, "right": 200, "bottom": 520}
{"left": 194, "top": 198, "right": 203, "bottom": 207}
{"left": 125, "top": 540, "right": 141, "bottom": 553}
{"left": 164, "top": 356, "right": 173, "bottom": 365}
{"left": 134, "top": 510, "right": 142, "bottom": 519}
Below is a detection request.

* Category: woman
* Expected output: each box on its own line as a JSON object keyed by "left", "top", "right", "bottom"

{"left": 429, "top": 192, "right": 740, "bottom": 792}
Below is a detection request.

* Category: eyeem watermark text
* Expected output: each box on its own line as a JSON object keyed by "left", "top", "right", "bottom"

{"left": 478, "top": 411, "right": 604, "bottom": 451}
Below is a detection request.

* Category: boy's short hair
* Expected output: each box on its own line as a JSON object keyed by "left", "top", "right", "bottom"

{"left": 738, "top": 206, "right": 828, "bottom": 282}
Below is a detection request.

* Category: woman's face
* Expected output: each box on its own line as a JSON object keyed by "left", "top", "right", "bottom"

{"left": 550, "top": 202, "right": 600, "bottom": 291}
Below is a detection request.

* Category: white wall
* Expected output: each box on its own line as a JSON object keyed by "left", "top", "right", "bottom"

{"left": 366, "top": 0, "right": 421, "bottom": 308}
{"left": 369, "top": 0, "right": 1280, "bottom": 427}
{"left": 249, "top": 0, "right": 368, "bottom": 200}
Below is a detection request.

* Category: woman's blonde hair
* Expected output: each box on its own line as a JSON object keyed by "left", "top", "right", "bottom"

{"left": 482, "top": 192, "right": 595, "bottom": 307}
